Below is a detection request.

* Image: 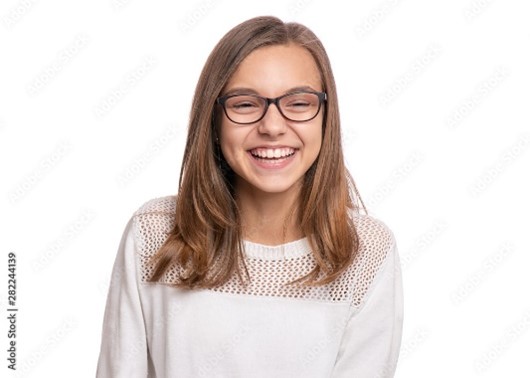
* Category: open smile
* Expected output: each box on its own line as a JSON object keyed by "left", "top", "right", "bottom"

{"left": 246, "top": 147, "right": 298, "bottom": 169}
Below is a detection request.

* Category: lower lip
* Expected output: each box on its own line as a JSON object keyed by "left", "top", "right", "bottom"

{"left": 247, "top": 150, "right": 297, "bottom": 170}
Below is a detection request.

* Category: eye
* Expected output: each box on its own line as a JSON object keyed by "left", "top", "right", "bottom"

{"left": 282, "top": 93, "right": 318, "bottom": 112}
{"left": 232, "top": 101, "right": 259, "bottom": 109}
{"left": 286, "top": 100, "right": 310, "bottom": 108}
{"left": 226, "top": 96, "right": 263, "bottom": 113}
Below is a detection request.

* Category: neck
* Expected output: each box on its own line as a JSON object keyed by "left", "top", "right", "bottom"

{"left": 235, "top": 181, "right": 304, "bottom": 246}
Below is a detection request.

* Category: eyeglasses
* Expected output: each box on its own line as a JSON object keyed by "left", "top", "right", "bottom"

{"left": 216, "top": 91, "right": 327, "bottom": 125}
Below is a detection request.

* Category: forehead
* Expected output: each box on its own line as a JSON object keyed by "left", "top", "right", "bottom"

{"left": 224, "top": 44, "right": 322, "bottom": 96}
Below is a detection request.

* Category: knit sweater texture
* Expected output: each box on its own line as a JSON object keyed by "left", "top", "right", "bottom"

{"left": 96, "top": 196, "right": 403, "bottom": 377}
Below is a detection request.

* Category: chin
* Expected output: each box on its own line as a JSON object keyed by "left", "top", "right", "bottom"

{"left": 253, "top": 178, "right": 302, "bottom": 194}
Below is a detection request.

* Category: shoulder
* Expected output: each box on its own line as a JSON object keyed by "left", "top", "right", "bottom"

{"left": 350, "top": 210, "right": 396, "bottom": 255}
{"left": 347, "top": 210, "right": 397, "bottom": 307}
{"left": 130, "top": 195, "right": 177, "bottom": 258}
{"left": 134, "top": 195, "right": 177, "bottom": 217}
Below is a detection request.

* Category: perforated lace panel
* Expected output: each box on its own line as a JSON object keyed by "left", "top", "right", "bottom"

{"left": 133, "top": 196, "right": 395, "bottom": 308}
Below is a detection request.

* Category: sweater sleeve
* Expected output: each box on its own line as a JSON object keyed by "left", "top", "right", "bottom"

{"left": 96, "top": 216, "right": 149, "bottom": 378}
{"left": 331, "top": 241, "right": 404, "bottom": 378}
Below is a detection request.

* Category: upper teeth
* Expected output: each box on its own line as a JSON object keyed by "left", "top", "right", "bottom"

{"left": 250, "top": 147, "right": 295, "bottom": 158}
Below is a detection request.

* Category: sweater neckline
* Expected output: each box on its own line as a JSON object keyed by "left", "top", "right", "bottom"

{"left": 242, "top": 237, "right": 312, "bottom": 260}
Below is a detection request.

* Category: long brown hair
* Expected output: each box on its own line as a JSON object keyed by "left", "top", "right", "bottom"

{"left": 148, "top": 16, "right": 365, "bottom": 288}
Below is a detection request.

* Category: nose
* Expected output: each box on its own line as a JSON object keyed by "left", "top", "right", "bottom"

{"left": 257, "top": 103, "right": 287, "bottom": 136}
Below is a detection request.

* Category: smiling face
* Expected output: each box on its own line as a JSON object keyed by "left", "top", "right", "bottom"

{"left": 218, "top": 43, "right": 324, "bottom": 198}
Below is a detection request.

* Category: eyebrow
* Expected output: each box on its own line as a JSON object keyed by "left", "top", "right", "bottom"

{"left": 222, "top": 85, "right": 319, "bottom": 97}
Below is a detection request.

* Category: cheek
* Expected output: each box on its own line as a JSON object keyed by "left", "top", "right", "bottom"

{"left": 304, "top": 121, "right": 324, "bottom": 166}
{"left": 219, "top": 122, "right": 243, "bottom": 165}
{"left": 312, "top": 133, "right": 323, "bottom": 161}
{"left": 315, "top": 124, "right": 323, "bottom": 147}
{"left": 304, "top": 118, "right": 324, "bottom": 152}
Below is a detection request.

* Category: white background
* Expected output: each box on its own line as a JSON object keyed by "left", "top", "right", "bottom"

{"left": 1, "top": 0, "right": 529, "bottom": 377}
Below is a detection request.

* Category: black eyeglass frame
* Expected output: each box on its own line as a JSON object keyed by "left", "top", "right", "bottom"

{"left": 216, "top": 91, "right": 327, "bottom": 125}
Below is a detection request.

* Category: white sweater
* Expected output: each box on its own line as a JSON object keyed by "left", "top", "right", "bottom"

{"left": 96, "top": 196, "right": 403, "bottom": 378}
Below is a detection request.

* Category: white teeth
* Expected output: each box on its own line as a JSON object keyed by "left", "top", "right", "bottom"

{"left": 250, "top": 147, "right": 295, "bottom": 159}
